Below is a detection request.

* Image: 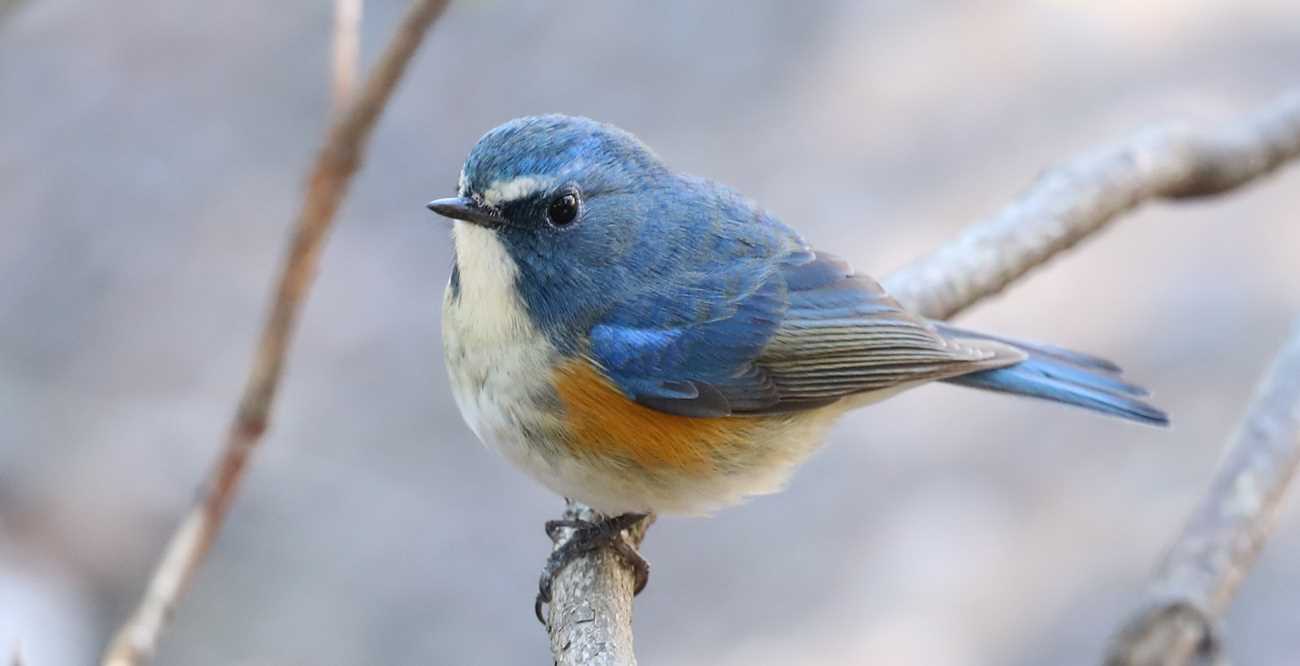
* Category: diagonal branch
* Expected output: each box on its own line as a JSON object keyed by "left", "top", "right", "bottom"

{"left": 332, "top": 0, "right": 364, "bottom": 112}
{"left": 545, "top": 92, "right": 1300, "bottom": 665}
{"left": 100, "top": 1, "right": 450, "bottom": 664}
{"left": 1105, "top": 318, "right": 1300, "bottom": 666}
{"left": 883, "top": 93, "right": 1300, "bottom": 318}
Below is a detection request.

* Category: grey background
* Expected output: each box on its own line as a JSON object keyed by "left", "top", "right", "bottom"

{"left": 2, "top": 1, "right": 1299, "bottom": 664}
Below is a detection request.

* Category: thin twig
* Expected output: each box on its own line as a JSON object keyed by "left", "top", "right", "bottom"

{"left": 1105, "top": 318, "right": 1300, "bottom": 666}
{"left": 332, "top": 0, "right": 364, "bottom": 111}
{"left": 545, "top": 92, "right": 1300, "bottom": 665}
{"left": 100, "top": 1, "right": 450, "bottom": 664}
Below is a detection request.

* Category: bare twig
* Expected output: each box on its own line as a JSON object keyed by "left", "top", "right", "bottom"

{"left": 332, "top": 0, "right": 364, "bottom": 111}
{"left": 1105, "top": 318, "right": 1300, "bottom": 666}
{"left": 546, "top": 93, "right": 1300, "bottom": 665}
{"left": 100, "top": 1, "right": 450, "bottom": 664}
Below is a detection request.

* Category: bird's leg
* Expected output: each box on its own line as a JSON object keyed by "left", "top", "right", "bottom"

{"left": 535, "top": 511, "right": 650, "bottom": 624}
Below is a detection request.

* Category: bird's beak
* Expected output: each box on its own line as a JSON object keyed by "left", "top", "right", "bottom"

{"left": 425, "top": 196, "right": 508, "bottom": 228}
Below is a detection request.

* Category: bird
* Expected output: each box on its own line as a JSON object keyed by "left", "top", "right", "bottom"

{"left": 426, "top": 115, "right": 1168, "bottom": 619}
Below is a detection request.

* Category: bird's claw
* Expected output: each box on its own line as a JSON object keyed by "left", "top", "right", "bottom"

{"left": 535, "top": 512, "right": 650, "bottom": 624}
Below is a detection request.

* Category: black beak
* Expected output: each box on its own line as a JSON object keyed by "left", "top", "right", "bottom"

{"left": 425, "top": 196, "right": 508, "bottom": 228}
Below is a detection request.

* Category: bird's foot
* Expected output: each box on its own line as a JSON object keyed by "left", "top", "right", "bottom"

{"left": 535, "top": 512, "right": 650, "bottom": 624}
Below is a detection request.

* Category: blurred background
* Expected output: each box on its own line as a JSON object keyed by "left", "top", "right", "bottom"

{"left": 2, "top": 1, "right": 1299, "bottom": 664}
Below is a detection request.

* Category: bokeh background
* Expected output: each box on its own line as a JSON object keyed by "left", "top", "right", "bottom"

{"left": 3, "top": 1, "right": 1299, "bottom": 664}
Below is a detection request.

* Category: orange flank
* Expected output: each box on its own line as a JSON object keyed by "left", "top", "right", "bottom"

{"left": 552, "top": 359, "right": 759, "bottom": 474}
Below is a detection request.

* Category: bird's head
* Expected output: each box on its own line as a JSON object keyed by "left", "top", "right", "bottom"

{"left": 430, "top": 115, "right": 667, "bottom": 230}
{"left": 428, "top": 115, "right": 683, "bottom": 337}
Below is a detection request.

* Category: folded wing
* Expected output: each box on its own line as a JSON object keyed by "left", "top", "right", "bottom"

{"left": 589, "top": 247, "right": 1022, "bottom": 416}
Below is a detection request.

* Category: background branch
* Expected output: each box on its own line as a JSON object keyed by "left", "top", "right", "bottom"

{"left": 332, "top": 0, "right": 363, "bottom": 111}
{"left": 882, "top": 93, "right": 1300, "bottom": 319}
{"left": 100, "top": 1, "right": 450, "bottom": 663}
{"left": 546, "top": 92, "right": 1300, "bottom": 666}
{"left": 1105, "top": 317, "right": 1300, "bottom": 666}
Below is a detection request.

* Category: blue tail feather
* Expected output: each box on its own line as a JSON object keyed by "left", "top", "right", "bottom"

{"left": 929, "top": 321, "right": 1121, "bottom": 371}
{"left": 1006, "top": 356, "right": 1148, "bottom": 397}
{"left": 936, "top": 324, "right": 1169, "bottom": 427}
{"left": 945, "top": 366, "right": 1169, "bottom": 426}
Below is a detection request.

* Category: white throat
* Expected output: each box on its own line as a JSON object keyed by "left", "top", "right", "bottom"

{"left": 449, "top": 222, "right": 528, "bottom": 339}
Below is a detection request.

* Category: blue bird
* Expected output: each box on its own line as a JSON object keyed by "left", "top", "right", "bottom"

{"left": 427, "top": 115, "right": 1167, "bottom": 616}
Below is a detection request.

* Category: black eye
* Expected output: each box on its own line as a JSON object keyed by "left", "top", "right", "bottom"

{"left": 546, "top": 192, "right": 580, "bottom": 226}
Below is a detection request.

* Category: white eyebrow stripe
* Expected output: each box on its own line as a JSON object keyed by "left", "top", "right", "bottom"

{"left": 480, "top": 176, "right": 551, "bottom": 207}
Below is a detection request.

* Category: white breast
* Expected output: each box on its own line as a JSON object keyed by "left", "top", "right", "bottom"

{"left": 440, "top": 223, "right": 703, "bottom": 514}
{"left": 445, "top": 221, "right": 530, "bottom": 343}
{"left": 443, "top": 223, "right": 548, "bottom": 438}
{"left": 443, "top": 222, "right": 597, "bottom": 504}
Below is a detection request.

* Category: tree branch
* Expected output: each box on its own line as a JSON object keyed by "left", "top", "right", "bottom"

{"left": 1105, "top": 317, "right": 1300, "bottom": 666}
{"left": 332, "top": 0, "right": 363, "bottom": 112}
{"left": 545, "top": 92, "right": 1300, "bottom": 665}
{"left": 99, "top": 1, "right": 450, "bottom": 663}
{"left": 546, "top": 502, "right": 655, "bottom": 666}
{"left": 882, "top": 93, "right": 1300, "bottom": 319}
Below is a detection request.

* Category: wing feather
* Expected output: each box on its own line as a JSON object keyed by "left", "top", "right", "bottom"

{"left": 589, "top": 244, "right": 1024, "bottom": 417}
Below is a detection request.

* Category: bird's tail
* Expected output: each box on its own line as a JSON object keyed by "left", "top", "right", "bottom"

{"left": 934, "top": 323, "right": 1170, "bottom": 426}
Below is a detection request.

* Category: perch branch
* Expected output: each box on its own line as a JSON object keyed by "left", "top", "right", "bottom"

{"left": 546, "top": 92, "right": 1300, "bottom": 665}
{"left": 546, "top": 502, "right": 655, "bottom": 666}
{"left": 1105, "top": 318, "right": 1300, "bottom": 666}
{"left": 100, "top": 1, "right": 450, "bottom": 664}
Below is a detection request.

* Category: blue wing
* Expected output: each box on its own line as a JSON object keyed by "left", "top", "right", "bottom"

{"left": 588, "top": 240, "right": 1018, "bottom": 417}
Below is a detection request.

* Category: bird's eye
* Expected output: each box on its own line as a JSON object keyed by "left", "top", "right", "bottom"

{"left": 546, "top": 192, "right": 580, "bottom": 226}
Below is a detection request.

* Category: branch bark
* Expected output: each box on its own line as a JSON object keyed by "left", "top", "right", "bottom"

{"left": 1105, "top": 318, "right": 1300, "bottom": 666}
{"left": 100, "top": 1, "right": 449, "bottom": 663}
{"left": 545, "top": 92, "right": 1300, "bottom": 665}
{"left": 546, "top": 502, "right": 655, "bottom": 666}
